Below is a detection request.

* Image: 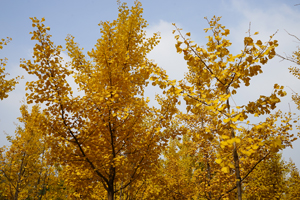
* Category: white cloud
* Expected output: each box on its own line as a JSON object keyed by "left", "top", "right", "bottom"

{"left": 146, "top": 20, "right": 188, "bottom": 81}
{"left": 144, "top": 20, "right": 187, "bottom": 108}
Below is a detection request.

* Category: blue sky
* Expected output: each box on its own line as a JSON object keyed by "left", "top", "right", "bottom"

{"left": 1, "top": 0, "right": 300, "bottom": 168}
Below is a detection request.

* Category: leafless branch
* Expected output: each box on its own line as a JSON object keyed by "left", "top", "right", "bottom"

{"left": 285, "top": 29, "right": 300, "bottom": 42}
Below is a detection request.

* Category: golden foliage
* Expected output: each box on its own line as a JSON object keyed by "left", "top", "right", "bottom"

{"left": 20, "top": 1, "right": 179, "bottom": 199}
{"left": 0, "top": 2, "right": 299, "bottom": 200}
{"left": 0, "top": 37, "right": 22, "bottom": 100}
{"left": 0, "top": 105, "right": 70, "bottom": 199}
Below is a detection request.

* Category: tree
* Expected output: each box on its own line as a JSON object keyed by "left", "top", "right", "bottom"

{"left": 0, "top": 37, "right": 21, "bottom": 100}
{"left": 0, "top": 104, "right": 70, "bottom": 200}
{"left": 243, "top": 152, "right": 289, "bottom": 200}
{"left": 20, "top": 1, "right": 178, "bottom": 200}
{"left": 172, "top": 103, "right": 236, "bottom": 200}
{"left": 284, "top": 160, "right": 300, "bottom": 199}
{"left": 172, "top": 16, "right": 298, "bottom": 200}
{"left": 156, "top": 135, "right": 200, "bottom": 199}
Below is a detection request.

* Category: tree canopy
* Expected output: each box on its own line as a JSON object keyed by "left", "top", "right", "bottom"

{"left": 0, "top": 1, "right": 299, "bottom": 200}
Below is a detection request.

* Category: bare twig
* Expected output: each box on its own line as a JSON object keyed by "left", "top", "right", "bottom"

{"left": 284, "top": 29, "right": 300, "bottom": 42}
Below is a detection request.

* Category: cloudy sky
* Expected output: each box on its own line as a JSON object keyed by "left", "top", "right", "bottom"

{"left": 1, "top": 0, "right": 300, "bottom": 168}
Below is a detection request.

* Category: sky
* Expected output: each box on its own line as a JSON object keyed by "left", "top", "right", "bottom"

{"left": 1, "top": 0, "right": 300, "bottom": 168}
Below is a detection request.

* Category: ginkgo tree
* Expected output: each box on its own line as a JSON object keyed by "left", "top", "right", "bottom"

{"left": 0, "top": 37, "right": 21, "bottom": 100}
{"left": 156, "top": 135, "right": 200, "bottom": 199}
{"left": 172, "top": 16, "right": 298, "bottom": 200}
{"left": 164, "top": 107, "right": 238, "bottom": 199}
{"left": 0, "top": 104, "right": 70, "bottom": 200}
{"left": 20, "top": 1, "right": 178, "bottom": 200}
{"left": 243, "top": 152, "right": 289, "bottom": 199}
{"left": 284, "top": 160, "right": 300, "bottom": 199}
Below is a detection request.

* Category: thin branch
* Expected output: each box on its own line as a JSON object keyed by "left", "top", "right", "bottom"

{"left": 285, "top": 29, "right": 300, "bottom": 42}
{"left": 241, "top": 151, "right": 270, "bottom": 182}
{"left": 173, "top": 24, "right": 225, "bottom": 86}
{"left": 276, "top": 53, "right": 299, "bottom": 64}
{"left": 218, "top": 151, "right": 270, "bottom": 199}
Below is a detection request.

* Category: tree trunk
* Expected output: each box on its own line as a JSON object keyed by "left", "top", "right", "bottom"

{"left": 231, "top": 127, "right": 242, "bottom": 200}
{"left": 119, "top": 181, "right": 123, "bottom": 200}
{"left": 207, "top": 161, "right": 212, "bottom": 200}
{"left": 14, "top": 188, "right": 19, "bottom": 200}
{"left": 107, "top": 183, "right": 114, "bottom": 200}
{"left": 227, "top": 92, "right": 242, "bottom": 200}
{"left": 107, "top": 189, "right": 114, "bottom": 200}
{"left": 233, "top": 140, "right": 242, "bottom": 200}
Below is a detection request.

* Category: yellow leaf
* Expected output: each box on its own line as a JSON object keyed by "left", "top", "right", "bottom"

{"left": 254, "top": 31, "right": 259, "bottom": 35}
{"left": 229, "top": 163, "right": 235, "bottom": 169}
{"left": 204, "top": 28, "right": 212, "bottom": 33}
{"left": 274, "top": 83, "right": 280, "bottom": 89}
{"left": 232, "top": 114, "right": 240, "bottom": 122}
{"left": 221, "top": 167, "right": 229, "bottom": 173}
{"left": 223, "top": 118, "right": 231, "bottom": 123}
{"left": 234, "top": 138, "right": 241, "bottom": 143}
{"left": 275, "top": 138, "right": 282, "bottom": 147}
{"left": 221, "top": 141, "right": 228, "bottom": 146}
{"left": 216, "top": 158, "right": 222, "bottom": 164}
{"left": 256, "top": 40, "right": 262, "bottom": 46}
{"left": 230, "top": 124, "right": 237, "bottom": 129}
{"left": 221, "top": 135, "right": 230, "bottom": 139}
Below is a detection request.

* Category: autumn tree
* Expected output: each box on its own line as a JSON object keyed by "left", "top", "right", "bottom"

{"left": 113, "top": 135, "right": 199, "bottom": 200}
{"left": 0, "top": 37, "right": 21, "bottom": 100}
{"left": 243, "top": 152, "right": 289, "bottom": 199}
{"left": 0, "top": 104, "right": 70, "bottom": 200}
{"left": 284, "top": 160, "right": 300, "bottom": 199}
{"left": 172, "top": 16, "right": 298, "bottom": 200}
{"left": 243, "top": 153, "right": 300, "bottom": 200}
{"left": 20, "top": 1, "right": 178, "bottom": 200}
{"left": 153, "top": 135, "right": 200, "bottom": 199}
{"left": 171, "top": 103, "right": 236, "bottom": 199}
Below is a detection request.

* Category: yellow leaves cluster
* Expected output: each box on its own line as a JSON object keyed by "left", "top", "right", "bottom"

{"left": 0, "top": 105, "right": 70, "bottom": 199}
{"left": 0, "top": 37, "right": 22, "bottom": 100}
{"left": 21, "top": 18, "right": 72, "bottom": 105}
{"left": 243, "top": 153, "right": 293, "bottom": 199}
{"left": 288, "top": 49, "right": 300, "bottom": 110}
{"left": 0, "top": 37, "right": 12, "bottom": 49}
